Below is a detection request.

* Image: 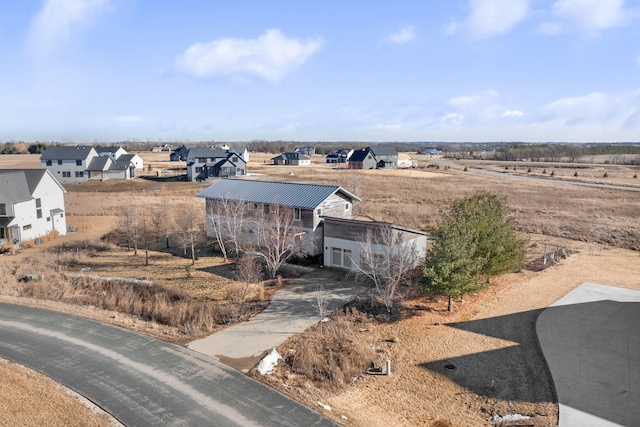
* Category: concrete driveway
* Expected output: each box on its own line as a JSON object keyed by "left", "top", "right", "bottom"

{"left": 536, "top": 282, "right": 640, "bottom": 426}
{"left": 188, "top": 268, "right": 369, "bottom": 370}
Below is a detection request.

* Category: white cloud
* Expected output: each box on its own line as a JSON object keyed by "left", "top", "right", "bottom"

{"left": 465, "top": 0, "right": 530, "bottom": 38}
{"left": 176, "top": 29, "right": 323, "bottom": 82}
{"left": 553, "top": 0, "right": 626, "bottom": 30}
{"left": 541, "top": 90, "right": 640, "bottom": 128}
{"left": 442, "top": 113, "right": 464, "bottom": 123}
{"left": 539, "top": 0, "right": 629, "bottom": 36}
{"left": 388, "top": 26, "right": 415, "bottom": 44}
{"left": 502, "top": 109, "right": 524, "bottom": 118}
{"left": 29, "top": 0, "right": 111, "bottom": 58}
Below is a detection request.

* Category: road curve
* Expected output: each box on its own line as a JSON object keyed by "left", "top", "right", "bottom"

{"left": 0, "top": 303, "right": 336, "bottom": 427}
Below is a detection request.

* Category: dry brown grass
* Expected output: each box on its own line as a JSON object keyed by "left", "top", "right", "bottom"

{"left": 0, "top": 248, "right": 270, "bottom": 337}
{"left": 278, "top": 308, "right": 377, "bottom": 391}
{"left": 0, "top": 359, "right": 113, "bottom": 427}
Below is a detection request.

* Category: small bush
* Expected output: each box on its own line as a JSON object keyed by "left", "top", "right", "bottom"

{"left": 527, "top": 168, "right": 531, "bottom": 173}
{"left": 20, "top": 241, "right": 36, "bottom": 249}
{"left": 603, "top": 172, "right": 608, "bottom": 178}
{"left": 542, "top": 169, "right": 547, "bottom": 174}
{"left": 634, "top": 174, "right": 638, "bottom": 179}
{"left": 463, "top": 166, "right": 468, "bottom": 172}
{"left": 41, "top": 230, "right": 60, "bottom": 243}
{"left": 550, "top": 171, "right": 555, "bottom": 176}
{"left": 574, "top": 171, "right": 578, "bottom": 177}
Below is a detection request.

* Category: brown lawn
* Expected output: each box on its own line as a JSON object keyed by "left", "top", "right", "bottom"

{"left": 1, "top": 151, "right": 639, "bottom": 426}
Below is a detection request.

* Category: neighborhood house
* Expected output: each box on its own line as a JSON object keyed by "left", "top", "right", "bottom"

{"left": 197, "top": 178, "right": 427, "bottom": 270}
{"left": 186, "top": 147, "right": 248, "bottom": 182}
{"left": 271, "top": 152, "right": 311, "bottom": 166}
{"left": 0, "top": 169, "right": 67, "bottom": 247}
{"left": 348, "top": 146, "right": 398, "bottom": 170}
{"left": 40, "top": 146, "right": 142, "bottom": 183}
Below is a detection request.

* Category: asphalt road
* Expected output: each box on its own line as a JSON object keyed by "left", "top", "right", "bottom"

{"left": 0, "top": 303, "right": 336, "bottom": 427}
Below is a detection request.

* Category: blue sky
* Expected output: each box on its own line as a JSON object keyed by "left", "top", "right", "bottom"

{"left": 1, "top": 0, "right": 639, "bottom": 143}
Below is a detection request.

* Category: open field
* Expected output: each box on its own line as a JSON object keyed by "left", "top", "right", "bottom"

{"left": 1, "top": 151, "right": 639, "bottom": 426}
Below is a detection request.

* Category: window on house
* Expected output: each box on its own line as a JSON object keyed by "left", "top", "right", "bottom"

{"left": 23, "top": 224, "right": 32, "bottom": 231}
{"left": 58, "top": 160, "right": 63, "bottom": 165}
{"left": 232, "top": 156, "right": 238, "bottom": 162}
{"left": 0, "top": 228, "right": 4, "bottom": 239}
{"left": 76, "top": 160, "right": 82, "bottom": 166}
{"left": 293, "top": 208, "right": 301, "bottom": 221}
{"left": 197, "top": 157, "right": 207, "bottom": 163}
{"left": 46, "top": 160, "right": 52, "bottom": 166}
{"left": 75, "top": 171, "right": 84, "bottom": 177}
{"left": 345, "top": 203, "right": 350, "bottom": 211}
{"left": 332, "top": 248, "right": 353, "bottom": 267}
{"left": 316, "top": 207, "right": 322, "bottom": 215}
{"left": 62, "top": 171, "right": 71, "bottom": 178}
{"left": 0, "top": 203, "right": 6, "bottom": 216}
{"left": 47, "top": 217, "right": 51, "bottom": 222}
{"left": 195, "top": 167, "right": 203, "bottom": 173}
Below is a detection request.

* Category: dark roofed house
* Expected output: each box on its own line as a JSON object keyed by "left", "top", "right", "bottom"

{"left": 272, "top": 152, "right": 311, "bottom": 166}
{"left": 41, "top": 145, "right": 141, "bottom": 183}
{"left": 186, "top": 147, "right": 247, "bottom": 181}
{"left": 40, "top": 146, "right": 99, "bottom": 183}
{"left": 326, "top": 149, "right": 354, "bottom": 164}
{"left": 0, "top": 169, "right": 67, "bottom": 247}
{"left": 369, "top": 145, "right": 398, "bottom": 169}
{"left": 348, "top": 148, "right": 377, "bottom": 170}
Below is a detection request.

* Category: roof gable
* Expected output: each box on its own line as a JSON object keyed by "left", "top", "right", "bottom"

{"left": 349, "top": 148, "right": 375, "bottom": 162}
{"left": 0, "top": 169, "right": 54, "bottom": 203}
{"left": 197, "top": 179, "right": 360, "bottom": 209}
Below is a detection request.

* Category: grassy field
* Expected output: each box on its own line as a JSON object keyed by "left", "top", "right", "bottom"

{"left": 1, "top": 151, "right": 639, "bottom": 426}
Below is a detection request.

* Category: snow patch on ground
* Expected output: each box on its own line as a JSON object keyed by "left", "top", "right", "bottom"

{"left": 491, "top": 413, "right": 531, "bottom": 422}
{"left": 257, "top": 348, "right": 281, "bottom": 375}
{"left": 317, "top": 402, "right": 332, "bottom": 412}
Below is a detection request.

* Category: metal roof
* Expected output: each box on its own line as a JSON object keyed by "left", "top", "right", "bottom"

{"left": 40, "top": 146, "right": 96, "bottom": 160}
{"left": 197, "top": 178, "right": 360, "bottom": 209}
{"left": 0, "top": 169, "right": 52, "bottom": 203}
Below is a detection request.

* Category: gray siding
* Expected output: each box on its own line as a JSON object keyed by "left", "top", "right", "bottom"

{"left": 316, "top": 194, "right": 352, "bottom": 228}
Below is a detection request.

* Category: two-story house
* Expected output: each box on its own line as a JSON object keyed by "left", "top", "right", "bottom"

{"left": 186, "top": 148, "right": 248, "bottom": 182}
{"left": 197, "top": 178, "right": 427, "bottom": 271}
{"left": 0, "top": 169, "right": 67, "bottom": 247}
{"left": 40, "top": 146, "right": 98, "bottom": 184}
{"left": 197, "top": 179, "right": 360, "bottom": 256}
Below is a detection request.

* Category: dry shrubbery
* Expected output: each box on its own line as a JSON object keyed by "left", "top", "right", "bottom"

{"left": 280, "top": 307, "right": 377, "bottom": 390}
{"left": 0, "top": 249, "right": 256, "bottom": 336}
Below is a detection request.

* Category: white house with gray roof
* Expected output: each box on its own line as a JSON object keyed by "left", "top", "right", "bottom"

{"left": 0, "top": 169, "right": 66, "bottom": 247}
{"left": 40, "top": 146, "right": 141, "bottom": 183}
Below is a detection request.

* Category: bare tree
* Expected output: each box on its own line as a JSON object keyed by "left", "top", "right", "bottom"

{"left": 206, "top": 195, "right": 247, "bottom": 261}
{"left": 354, "top": 225, "right": 417, "bottom": 313}
{"left": 118, "top": 203, "right": 157, "bottom": 265}
{"left": 173, "top": 199, "right": 206, "bottom": 265}
{"left": 246, "top": 204, "right": 303, "bottom": 279}
{"left": 309, "top": 284, "right": 330, "bottom": 332}
{"left": 232, "top": 254, "right": 264, "bottom": 302}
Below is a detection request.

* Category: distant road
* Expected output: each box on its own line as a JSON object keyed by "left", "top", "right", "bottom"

{"left": 0, "top": 303, "right": 336, "bottom": 427}
{"left": 429, "top": 158, "right": 640, "bottom": 192}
